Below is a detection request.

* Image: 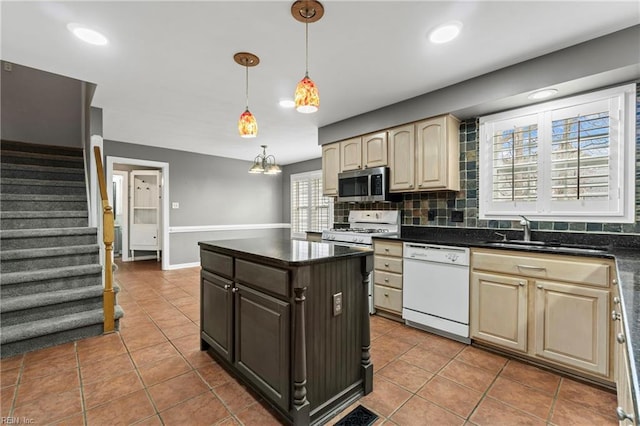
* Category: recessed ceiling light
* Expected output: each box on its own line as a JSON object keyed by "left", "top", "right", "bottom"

{"left": 279, "top": 99, "right": 295, "bottom": 108}
{"left": 528, "top": 88, "right": 558, "bottom": 100}
{"left": 67, "top": 23, "right": 108, "bottom": 46}
{"left": 429, "top": 21, "right": 462, "bottom": 44}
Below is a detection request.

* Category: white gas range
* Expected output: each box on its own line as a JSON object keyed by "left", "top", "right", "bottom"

{"left": 321, "top": 210, "right": 400, "bottom": 247}
{"left": 321, "top": 210, "right": 400, "bottom": 314}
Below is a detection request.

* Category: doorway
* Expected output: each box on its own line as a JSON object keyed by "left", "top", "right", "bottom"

{"left": 106, "top": 156, "right": 170, "bottom": 271}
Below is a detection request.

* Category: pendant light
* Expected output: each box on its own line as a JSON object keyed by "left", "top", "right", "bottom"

{"left": 249, "top": 145, "right": 281, "bottom": 175}
{"left": 234, "top": 52, "right": 260, "bottom": 138}
{"left": 291, "top": 0, "right": 324, "bottom": 114}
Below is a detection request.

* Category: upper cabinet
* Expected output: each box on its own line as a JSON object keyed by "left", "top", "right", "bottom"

{"left": 340, "top": 137, "right": 362, "bottom": 171}
{"left": 362, "top": 132, "right": 387, "bottom": 169}
{"left": 389, "top": 115, "right": 460, "bottom": 192}
{"left": 322, "top": 144, "right": 340, "bottom": 196}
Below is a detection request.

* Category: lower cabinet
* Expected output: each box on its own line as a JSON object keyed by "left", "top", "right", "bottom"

{"left": 201, "top": 270, "right": 233, "bottom": 362}
{"left": 372, "top": 239, "right": 403, "bottom": 319}
{"left": 235, "top": 284, "right": 290, "bottom": 410}
{"left": 470, "top": 248, "right": 615, "bottom": 382}
{"left": 613, "top": 288, "right": 637, "bottom": 424}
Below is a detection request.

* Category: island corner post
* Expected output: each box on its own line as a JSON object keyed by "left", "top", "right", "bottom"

{"left": 198, "top": 238, "right": 374, "bottom": 425}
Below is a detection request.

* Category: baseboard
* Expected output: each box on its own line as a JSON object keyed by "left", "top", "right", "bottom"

{"left": 165, "top": 262, "right": 200, "bottom": 270}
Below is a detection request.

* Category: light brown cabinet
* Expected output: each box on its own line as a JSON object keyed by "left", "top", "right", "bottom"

{"left": 321, "top": 143, "right": 340, "bottom": 196}
{"left": 373, "top": 239, "right": 403, "bottom": 320}
{"left": 613, "top": 286, "right": 637, "bottom": 424}
{"left": 339, "top": 132, "right": 388, "bottom": 172}
{"left": 471, "top": 248, "right": 615, "bottom": 382}
{"left": 340, "top": 137, "right": 362, "bottom": 171}
{"left": 389, "top": 115, "right": 460, "bottom": 192}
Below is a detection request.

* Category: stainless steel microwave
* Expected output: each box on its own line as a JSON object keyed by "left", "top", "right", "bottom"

{"left": 338, "top": 166, "right": 395, "bottom": 202}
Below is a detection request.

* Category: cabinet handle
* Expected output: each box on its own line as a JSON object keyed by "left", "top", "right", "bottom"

{"left": 537, "top": 284, "right": 543, "bottom": 289}
{"left": 614, "top": 296, "right": 621, "bottom": 305}
{"left": 365, "top": 164, "right": 368, "bottom": 168}
{"left": 384, "top": 248, "right": 390, "bottom": 252}
{"left": 612, "top": 279, "right": 618, "bottom": 285}
{"left": 384, "top": 293, "right": 389, "bottom": 297}
{"left": 232, "top": 287, "right": 239, "bottom": 293}
{"left": 616, "top": 407, "right": 634, "bottom": 422}
{"left": 224, "top": 284, "right": 231, "bottom": 290}
{"left": 418, "top": 184, "right": 423, "bottom": 187}
{"left": 612, "top": 310, "right": 621, "bottom": 321}
{"left": 385, "top": 263, "right": 389, "bottom": 267}
{"left": 617, "top": 333, "right": 626, "bottom": 344}
{"left": 384, "top": 278, "right": 389, "bottom": 282}
{"left": 518, "top": 281, "right": 525, "bottom": 286}
{"left": 409, "top": 184, "right": 414, "bottom": 188}
{"left": 517, "top": 264, "right": 546, "bottom": 271}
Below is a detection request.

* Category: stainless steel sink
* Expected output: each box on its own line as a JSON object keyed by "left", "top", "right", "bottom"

{"left": 482, "top": 240, "right": 609, "bottom": 254}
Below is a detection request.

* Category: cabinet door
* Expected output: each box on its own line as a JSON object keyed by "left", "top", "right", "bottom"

{"left": 614, "top": 307, "right": 636, "bottom": 424}
{"left": 533, "top": 280, "right": 609, "bottom": 377}
{"left": 362, "top": 132, "right": 387, "bottom": 168}
{"left": 340, "top": 137, "right": 362, "bottom": 171}
{"left": 322, "top": 143, "right": 340, "bottom": 196}
{"left": 388, "top": 124, "right": 415, "bottom": 192}
{"left": 470, "top": 272, "right": 527, "bottom": 352}
{"left": 201, "top": 271, "right": 233, "bottom": 362}
{"left": 234, "top": 284, "right": 290, "bottom": 411}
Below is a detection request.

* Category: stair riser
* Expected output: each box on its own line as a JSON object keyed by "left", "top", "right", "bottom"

{"left": 1, "top": 200, "right": 87, "bottom": 211}
{"left": 1, "top": 296, "right": 103, "bottom": 326}
{"left": 1, "top": 141, "right": 84, "bottom": 157}
{"left": 1, "top": 217, "right": 88, "bottom": 229}
{"left": 0, "top": 323, "right": 106, "bottom": 359}
{"left": 1, "top": 183, "right": 86, "bottom": 196}
{"left": 1, "top": 234, "right": 97, "bottom": 250}
{"left": 1, "top": 273, "right": 102, "bottom": 297}
{"left": 0, "top": 155, "right": 84, "bottom": 169}
{"left": 0, "top": 168, "right": 85, "bottom": 181}
{"left": 1, "top": 252, "right": 99, "bottom": 273}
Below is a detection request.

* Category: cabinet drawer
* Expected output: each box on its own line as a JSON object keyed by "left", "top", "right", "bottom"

{"left": 472, "top": 249, "right": 611, "bottom": 288}
{"left": 374, "top": 271, "right": 402, "bottom": 289}
{"left": 235, "top": 259, "right": 289, "bottom": 298}
{"left": 374, "top": 285, "right": 402, "bottom": 313}
{"left": 374, "top": 241, "right": 402, "bottom": 257}
{"left": 374, "top": 255, "right": 403, "bottom": 274}
{"left": 201, "top": 250, "right": 233, "bottom": 278}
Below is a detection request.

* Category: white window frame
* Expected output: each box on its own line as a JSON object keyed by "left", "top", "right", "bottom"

{"left": 479, "top": 84, "right": 636, "bottom": 223}
{"left": 290, "top": 170, "right": 334, "bottom": 239}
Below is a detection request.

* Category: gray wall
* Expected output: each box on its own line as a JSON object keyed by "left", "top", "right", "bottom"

{"left": 319, "top": 25, "right": 640, "bottom": 144}
{"left": 1, "top": 61, "right": 85, "bottom": 147}
{"left": 90, "top": 107, "right": 103, "bottom": 137}
{"left": 281, "top": 158, "right": 323, "bottom": 224}
{"left": 104, "top": 140, "right": 284, "bottom": 265}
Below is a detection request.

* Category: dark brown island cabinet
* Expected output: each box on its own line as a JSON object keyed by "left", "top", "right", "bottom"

{"left": 198, "top": 238, "right": 374, "bottom": 425}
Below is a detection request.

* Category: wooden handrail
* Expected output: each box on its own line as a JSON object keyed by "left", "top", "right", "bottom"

{"left": 93, "top": 146, "right": 115, "bottom": 333}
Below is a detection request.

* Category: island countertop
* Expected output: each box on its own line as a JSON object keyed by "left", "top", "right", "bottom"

{"left": 198, "top": 238, "right": 372, "bottom": 267}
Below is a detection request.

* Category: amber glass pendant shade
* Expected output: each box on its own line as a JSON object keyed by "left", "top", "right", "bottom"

{"left": 238, "top": 109, "right": 257, "bottom": 138}
{"left": 294, "top": 75, "right": 319, "bottom": 113}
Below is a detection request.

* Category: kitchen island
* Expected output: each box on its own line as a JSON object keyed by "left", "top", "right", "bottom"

{"left": 198, "top": 238, "right": 374, "bottom": 425}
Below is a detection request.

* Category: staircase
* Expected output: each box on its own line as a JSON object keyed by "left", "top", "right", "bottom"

{"left": 0, "top": 140, "right": 123, "bottom": 358}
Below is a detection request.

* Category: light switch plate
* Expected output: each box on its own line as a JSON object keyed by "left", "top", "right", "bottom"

{"left": 333, "top": 292, "right": 343, "bottom": 316}
{"left": 172, "top": 202, "right": 179, "bottom": 209}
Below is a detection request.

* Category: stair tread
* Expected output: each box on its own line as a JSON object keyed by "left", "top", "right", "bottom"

{"left": 1, "top": 141, "right": 84, "bottom": 156}
{"left": 0, "top": 193, "right": 87, "bottom": 201}
{"left": 0, "top": 178, "right": 86, "bottom": 187}
{"left": 1, "top": 285, "right": 104, "bottom": 312}
{"left": 0, "top": 163, "right": 85, "bottom": 174}
{"left": 1, "top": 211, "right": 88, "bottom": 218}
{"left": 0, "top": 227, "right": 97, "bottom": 239}
{"left": 1, "top": 264, "right": 103, "bottom": 285}
{"left": 1, "top": 244, "right": 99, "bottom": 260}
{"left": 0, "top": 306, "right": 124, "bottom": 344}
{"left": 0, "top": 150, "right": 84, "bottom": 162}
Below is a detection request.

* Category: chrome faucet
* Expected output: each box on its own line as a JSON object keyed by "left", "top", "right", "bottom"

{"left": 519, "top": 215, "right": 531, "bottom": 242}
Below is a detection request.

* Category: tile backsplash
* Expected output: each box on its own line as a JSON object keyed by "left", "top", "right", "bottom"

{"left": 334, "top": 84, "right": 640, "bottom": 235}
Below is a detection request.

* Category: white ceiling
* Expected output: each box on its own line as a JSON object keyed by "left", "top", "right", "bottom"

{"left": 2, "top": 1, "right": 639, "bottom": 165}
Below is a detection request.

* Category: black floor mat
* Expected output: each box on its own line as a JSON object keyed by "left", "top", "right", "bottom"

{"left": 335, "top": 405, "right": 378, "bottom": 426}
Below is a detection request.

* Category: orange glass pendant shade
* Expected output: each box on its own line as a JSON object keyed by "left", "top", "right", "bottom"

{"left": 238, "top": 109, "right": 257, "bottom": 138}
{"left": 295, "top": 75, "right": 319, "bottom": 113}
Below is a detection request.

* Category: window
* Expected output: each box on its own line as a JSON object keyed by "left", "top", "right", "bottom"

{"left": 291, "top": 170, "right": 333, "bottom": 239}
{"left": 480, "top": 84, "right": 636, "bottom": 223}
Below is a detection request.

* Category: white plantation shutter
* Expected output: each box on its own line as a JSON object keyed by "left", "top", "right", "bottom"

{"left": 291, "top": 171, "right": 333, "bottom": 238}
{"left": 480, "top": 84, "right": 635, "bottom": 222}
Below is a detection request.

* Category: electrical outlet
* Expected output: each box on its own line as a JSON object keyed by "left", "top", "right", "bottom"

{"left": 3, "top": 62, "right": 12, "bottom": 72}
{"left": 333, "top": 292, "right": 343, "bottom": 316}
{"left": 172, "top": 202, "right": 179, "bottom": 209}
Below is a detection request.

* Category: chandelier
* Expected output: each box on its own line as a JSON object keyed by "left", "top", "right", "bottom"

{"left": 249, "top": 145, "right": 282, "bottom": 175}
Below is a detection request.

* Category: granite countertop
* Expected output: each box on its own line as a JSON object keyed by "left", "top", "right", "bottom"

{"left": 374, "top": 226, "right": 640, "bottom": 414}
{"left": 199, "top": 238, "right": 372, "bottom": 267}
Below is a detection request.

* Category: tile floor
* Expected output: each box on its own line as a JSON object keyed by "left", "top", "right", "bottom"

{"left": 0, "top": 260, "right": 619, "bottom": 425}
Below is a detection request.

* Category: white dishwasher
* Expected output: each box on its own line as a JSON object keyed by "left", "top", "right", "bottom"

{"left": 402, "top": 243, "right": 470, "bottom": 343}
